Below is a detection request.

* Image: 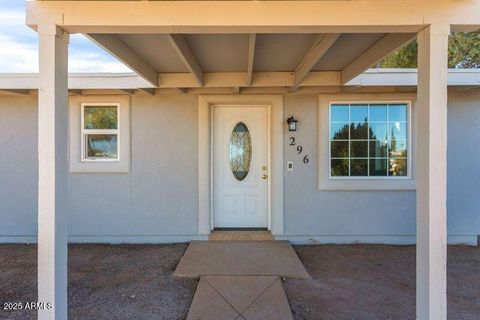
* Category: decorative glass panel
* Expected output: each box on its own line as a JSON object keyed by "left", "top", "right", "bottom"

{"left": 330, "top": 103, "right": 409, "bottom": 177}
{"left": 84, "top": 106, "right": 118, "bottom": 129}
{"left": 86, "top": 134, "right": 118, "bottom": 159}
{"left": 229, "top": 122, "right": 252, "bottom": 181}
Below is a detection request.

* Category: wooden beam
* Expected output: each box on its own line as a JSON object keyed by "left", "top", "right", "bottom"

{"left": 86, "top": 34, "right": 158, "bottom": 86}
{"left": 341, "top": 33, "right": 416, "bottom": 84}
{"left": 138, "top": 87, "right": 155, "bottom": 95}
{"left": 158, "top": 71, "right": 340, "bottom": 88}
{"left": 0, "top": 89, "right": 31, "bottom": 95}
{"left": 68, "top": 89, "right": 82, "bottom": 95}
{"left": 27, "top": 1, "right": 480, "bottom": 34}
{"left": 233, "top": 86, "right": 240, "bottom": 94}
{"left": 166, "top": 34, "right": 203, "bottom": 86}
{"left": 173, "top": 88, "right": 188, "bottom": 94}
{"left": 294, "top": 33, "right": 341, "bottom": 85}
{"left": 246, "top": 34, "right": 256, "bottom": 86}
{"left": 119, "top": 89, "right": 136, "bottom": 95}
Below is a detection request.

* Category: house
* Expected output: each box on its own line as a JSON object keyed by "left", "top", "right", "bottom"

{"left": 1, "top": 1, "right": 480, "bottom": 319}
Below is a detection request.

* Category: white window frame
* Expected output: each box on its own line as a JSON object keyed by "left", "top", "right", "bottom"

{"left": 80, "top": 103, "right": 120, "bottom": 162}
{"left": 328, "top": 101, "right": 412, "bottom": 180}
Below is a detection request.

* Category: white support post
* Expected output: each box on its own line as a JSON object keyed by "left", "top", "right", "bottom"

{"left": 37, "top": 22, "right": 69, "bottom": 320}
{"left": 416, "top": 24, "right": 449, "bottom": 320}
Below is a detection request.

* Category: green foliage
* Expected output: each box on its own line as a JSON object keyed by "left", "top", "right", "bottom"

{"left": 379, "top": 41, "right": 418, "bottom": 68}
{"left": 449, "top": 32, "right": 480, "bottom": 68}
{"left": 377, "top": 32, "right": 480, "bottom": 68}
{"left": 84, "top": 106, "right": 118, "bottom": 129}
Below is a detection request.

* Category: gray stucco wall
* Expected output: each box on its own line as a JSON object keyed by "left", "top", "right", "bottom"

{"left": 447, "top": 90, "right": 480, "bottom": 237}
{"left": 0, "top": 96, "right": 38, "bottom": 238}
{"left": 0, "top": 90, "right": 478, "bottom": 243}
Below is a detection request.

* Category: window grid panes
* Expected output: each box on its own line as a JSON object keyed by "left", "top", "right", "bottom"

{"left": 330, "top": 103, "right": 408, "bottom": 178}
{"left": 81, "top": 105, "right": 119, "bottom": 161}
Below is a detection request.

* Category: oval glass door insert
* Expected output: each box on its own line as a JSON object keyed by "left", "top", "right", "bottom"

{"left": 229, "top": 122, "right": 252, "bottom": 181}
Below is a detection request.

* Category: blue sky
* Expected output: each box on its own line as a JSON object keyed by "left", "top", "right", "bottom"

{"left": 0, "top": 0, "right": 131, "bottom": 73}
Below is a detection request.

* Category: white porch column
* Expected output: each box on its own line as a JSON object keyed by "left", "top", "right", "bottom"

{"left": 416, "top": 24, "right": 449, "bottom": 320}
{"left": 37, "top": 23, "right": 69, "bottom": 320}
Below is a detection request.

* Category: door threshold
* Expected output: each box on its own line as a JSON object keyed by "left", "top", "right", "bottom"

{"left": 214, "top": 228, "right": 268, "bottom": 231}
{"left": 209, "top": 230, "right": 273, "bottom": 241}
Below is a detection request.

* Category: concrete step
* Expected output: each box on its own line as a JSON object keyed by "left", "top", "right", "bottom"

{"left": 209, "top": 230, "right": 273, "bottom": 241}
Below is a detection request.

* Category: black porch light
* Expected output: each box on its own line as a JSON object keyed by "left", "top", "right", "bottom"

{"left": 287, "top": 116, "right": 298, "bottom": 131}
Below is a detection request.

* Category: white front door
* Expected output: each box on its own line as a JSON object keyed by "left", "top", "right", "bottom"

{"left": 213, "top": 106, "right": 268, "bottom": 228}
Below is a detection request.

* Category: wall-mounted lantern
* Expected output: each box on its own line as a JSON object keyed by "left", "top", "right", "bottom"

{"left": 287, "top": 116, "right": 298, "bottom": 132}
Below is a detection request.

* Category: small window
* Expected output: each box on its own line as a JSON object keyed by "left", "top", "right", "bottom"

{"left": 329, "top": 102, "right": 409, "bottom": 178}
{"left": 81, "top": 104, "right": 119, "bottom": 161}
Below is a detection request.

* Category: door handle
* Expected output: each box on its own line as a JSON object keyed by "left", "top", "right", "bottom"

{"left": 261, "top": 174, "right": 268, "bottom": 180}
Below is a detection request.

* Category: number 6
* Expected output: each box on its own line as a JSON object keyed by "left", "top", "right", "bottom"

{"left": 303, "top": 155, "right": 309, "bottom": 164}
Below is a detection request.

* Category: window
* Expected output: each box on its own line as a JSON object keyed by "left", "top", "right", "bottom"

{"left": 329, "top": 102, "right": 409, "bottom": 178}
{"left": 81, "top": 104, "right": 119, "bottom": 161}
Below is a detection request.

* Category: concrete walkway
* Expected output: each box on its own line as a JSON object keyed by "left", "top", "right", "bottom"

{"left": 175, "top": 241, "right": 308, "bottom": 320}
{"left": 187, "top": 276, "right": 293, "bottom": 320}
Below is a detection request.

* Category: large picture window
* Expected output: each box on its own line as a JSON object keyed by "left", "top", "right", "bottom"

{"left": 81, "top": 104, "right": 119, "bottom": 161}
{"left": 329, "top": 102, "right": 409, "bottom": 178}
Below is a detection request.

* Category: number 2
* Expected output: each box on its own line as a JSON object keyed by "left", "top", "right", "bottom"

{"left": 289, "top": 137, "right": 295, "bottom": 146}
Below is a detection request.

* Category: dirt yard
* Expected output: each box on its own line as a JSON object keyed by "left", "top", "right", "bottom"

{"left": 0, "top": 244, "right": 479, "bottom": 320}
{"left": 285, "top": 245, "right": 480, "bottom": 320}
{"left": 0, "top": 244, "right": 197, "bottom": 320}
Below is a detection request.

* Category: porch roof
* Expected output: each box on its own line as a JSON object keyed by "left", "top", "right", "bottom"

{"left": 26, "top": 1, "right": 480, "bottom": 93}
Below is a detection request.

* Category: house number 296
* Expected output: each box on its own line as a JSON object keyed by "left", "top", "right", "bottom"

{"left": 289, "top": 136, "right": 309, "bottom": 165}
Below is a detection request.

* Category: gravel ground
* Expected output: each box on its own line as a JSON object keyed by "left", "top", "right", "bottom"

{"left": 0, "top": 244, "right": 479, "bottom": 320}
{"left": 285, "top": 244, "right": 480, "bottom": 320}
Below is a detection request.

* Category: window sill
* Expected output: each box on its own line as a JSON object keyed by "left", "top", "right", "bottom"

{"left": 319, "top": 177, "right": 416, "bottom": 191}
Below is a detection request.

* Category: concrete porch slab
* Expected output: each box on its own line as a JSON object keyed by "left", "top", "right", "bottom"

{"left": 174, "top": 241, "right": 309, "bottom": 279}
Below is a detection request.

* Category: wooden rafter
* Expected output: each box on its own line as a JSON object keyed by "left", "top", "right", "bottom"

{"left": 294, "top": 33, "right": 341, "bottom": 85}
{"left": 166, "top": 34, "right": 204, "bottom": 86}
{"left": 246, "top": 34, "right": 256, "bottom": 86}
{"left": 86, "top": 34, "right": 159, "bottom": 87}
{"left": 341, "top": 33, "right": 416, "bottom": 84}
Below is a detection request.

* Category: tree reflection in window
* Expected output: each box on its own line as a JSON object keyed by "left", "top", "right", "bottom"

{"left": 229, "top": 122, "right": 252, "bottom": 181}
{"left": 330, "top": 103, "right": 408, "bottom": 177}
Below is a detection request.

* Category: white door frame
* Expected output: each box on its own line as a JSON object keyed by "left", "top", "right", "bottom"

{"left": 198, "top": 95, "right": 284, "bottom": 235}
